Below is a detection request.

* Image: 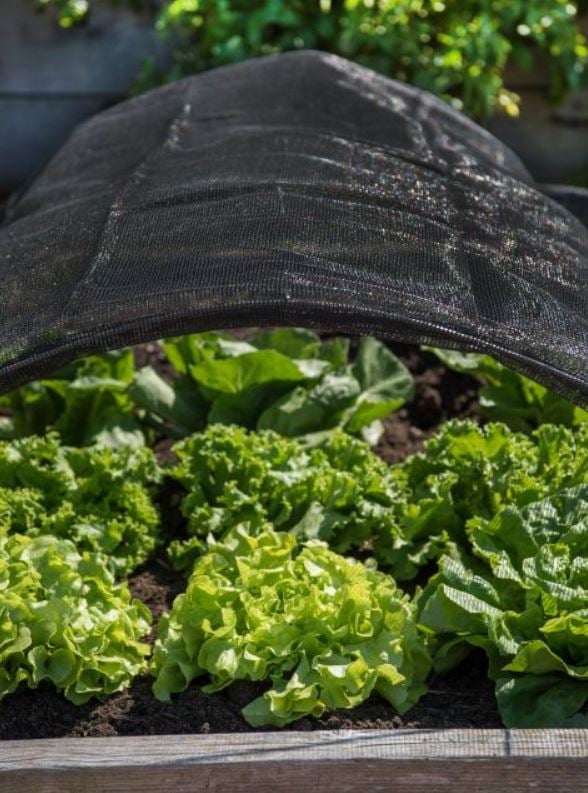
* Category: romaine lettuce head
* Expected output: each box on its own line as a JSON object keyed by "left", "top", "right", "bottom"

{"left": 0, "top": 533, "right": 151, "bottom": 704}
{"left": 152, "top": 527, "right": 431, "bottom": 726}
{"left": 154, "top": 331, "right": 413, "bottom": 443}
{"left": 0, "top": 349, "right": 143, "bottom": 447}
{"left": 429, "top": 348, "right": 588, "bottom": 432}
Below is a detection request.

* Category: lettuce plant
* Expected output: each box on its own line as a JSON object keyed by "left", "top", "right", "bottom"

{"left": 169, "top": 419, "right": 588, "bottom": 581}
{"left": 418, "top": 485, "right": 588, "bottom": 727}
{"left": 0, "top": 533, "right": 151, "bottom": 704}
{"left": 0, "top": 434, "right": 161, "bottom": 575}
{"left": 132, "top": 330, "right": 414, "bottom": 444}
{"left": 0, "top": 349, "right": 144, "bottom": 447}
{"left": 430, "top": 348, "right": 588, "bottom": 432}
{"left": 152, "top": 527, "right": 431, "bottom": 726}
{"left": 379, "top": 420, "right": 588, "bottom": 579}
{"left": 167, "top": 423, "right": 398, "bottom": 572}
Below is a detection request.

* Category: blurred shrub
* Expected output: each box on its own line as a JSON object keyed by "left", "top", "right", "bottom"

{"left": 33, "top": 1, "right": 588, "bottom": 118}
{"left": 33, "top": 0, "right": 153, "bottom": 28}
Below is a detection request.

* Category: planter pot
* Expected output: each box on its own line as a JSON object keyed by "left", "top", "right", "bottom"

{"left": 487, "top": 89, "right": 588, "bottom": 183}
{"left": 487, "top": 34, "right": 588, "bottom": 183}
{"left": 0, "top": 729, "right": 587, "bottom": 792}
{"left": 0, "top": 0, "right": 171, "bottom": 193}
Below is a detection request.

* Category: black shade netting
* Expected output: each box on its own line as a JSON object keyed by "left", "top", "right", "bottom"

{"left": 0, "top": 51, "right": 586, "bottom": 405}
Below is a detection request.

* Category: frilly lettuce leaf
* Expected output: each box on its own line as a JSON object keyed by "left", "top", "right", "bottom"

{"left": 152, "top": 527, "right": 431, "bottom": 726}
{"left": 167, "top": 424, "right": 401, "bottom": 572}
{"left": 0, "top": 434, "right": 161, "bottom": 575}
{"left": 378, "top": 419, "right": 588, "bottom": 579}
{"left": 0, "top": 533, "right": 151, "bottom": 705}
{"left": 418, "top": 485, "right": 588, "bottom": 727}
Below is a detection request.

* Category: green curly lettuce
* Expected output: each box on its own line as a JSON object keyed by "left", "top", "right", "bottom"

{"left": 379, "top": 420, "right": 588, "bottom": 579}
{"left": 169, "top": 419, "right": 588, "bottom": 581}
{"left": 152, "top": 527, "right": 431, "bottom": 726}
{"left": 167, "top": 424, "right": 399, "bottom": 572}
{"left": 0, "top": 434, "right": 161, "bottom": 575}
{"left": 417, "top": 484, "right": 588, "bottom": 727}
{"left": 0, "top": 533, "right": 151, "bottom": 704}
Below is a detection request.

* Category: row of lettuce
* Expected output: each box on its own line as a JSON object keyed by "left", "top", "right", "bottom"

{"left": 2, "top": 328, "right": 585, "bottom": 448}
{"left": 1, "top": 329, "right": 587, "bottom": 728}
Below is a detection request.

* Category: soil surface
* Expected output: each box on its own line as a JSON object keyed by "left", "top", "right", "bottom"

{"left": 0, "top": 338, "right": 500, "bottom": 741}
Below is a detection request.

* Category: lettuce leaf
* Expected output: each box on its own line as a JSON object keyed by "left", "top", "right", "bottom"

{"left": 153, "top": 330, "right": 413, "bottom": 443}
{"left": 0, "top": 434, "right": 161, "bottom": 575}
{"left": 378, "top": 420, "right": 588, "bottom": 579}
{"left": 152, "top": 527, "right": 431, "bottom": 726}
{"left": 429, "top": 348, "right": 588, "bottom": 432}
{"left": 1, "top": 331, "right": 414, "bottom": 448}
{"left": 0, "top": 350, "right": 144, "bottom": 447}
{"left": 167, "top": 424, "right": 400, "bottom": 572}
{"left": 418, "top": 485, "right": 588, "bottom": 727}
{"left": 0, "top": 533, "right": 151, "bottom": 705}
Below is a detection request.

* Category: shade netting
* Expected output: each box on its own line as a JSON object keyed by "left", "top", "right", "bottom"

{"left": 0, "top": 51, "right": 586, "bottom": 404}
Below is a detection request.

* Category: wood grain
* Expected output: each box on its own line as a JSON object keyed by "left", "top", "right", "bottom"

{"left": 0, "top": 729, "right": 586, "bottom": 792}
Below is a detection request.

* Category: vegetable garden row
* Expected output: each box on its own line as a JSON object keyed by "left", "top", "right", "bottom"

{"left": 0, "top": 328, "right": 586, "bottom": 736}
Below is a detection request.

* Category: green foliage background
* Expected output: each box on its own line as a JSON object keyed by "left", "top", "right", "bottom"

{"left": 34, "top": 0, "right": 588, "bottom": 118}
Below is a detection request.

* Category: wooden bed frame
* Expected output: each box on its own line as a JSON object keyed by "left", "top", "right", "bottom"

{"left": 1, "top": 728, "right": 586, "bottom": 792}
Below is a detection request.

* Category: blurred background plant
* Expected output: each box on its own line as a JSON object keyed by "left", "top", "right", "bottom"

{"left": 33, "top": 0, "right": 588, "bottom": 118}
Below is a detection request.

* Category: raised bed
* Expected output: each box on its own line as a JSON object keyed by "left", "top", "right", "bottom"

{"left": 1, "top": 729, "right": 587, "bottom": 792}
{"left": 0, "top": 337, "right": 585, "bottom": 791}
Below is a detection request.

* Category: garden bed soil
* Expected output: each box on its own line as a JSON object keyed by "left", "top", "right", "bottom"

{"left": 0, "top": 339, "right": 498, "bottom": 740}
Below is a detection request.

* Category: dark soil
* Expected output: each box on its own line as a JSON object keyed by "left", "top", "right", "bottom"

{"left": 0, "top": 338, "right": 499, "bottom": 741}
{"left": 376, "top": 343, "right": 481, "bottom": 464}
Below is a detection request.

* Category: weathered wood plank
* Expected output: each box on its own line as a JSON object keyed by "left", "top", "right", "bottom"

{"left": 0, "top": 729, "right": 586, "bottom": 792}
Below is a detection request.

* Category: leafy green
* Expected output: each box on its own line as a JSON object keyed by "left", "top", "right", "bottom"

{"left": 0, "top": 350, "right": 144, "bottom": 447}
{"left": 0, "top": 533, "right": 151, "bottom": 704}
{"left": 169, "top": 418, "right": 588, "bottom": 581}
{"left": 379, "top": 419, "right": 588, "bottom": 579}
{"left": 190, "top": 350, "right": 309, "bottom": 395}
{"left": 1, "top": 332, "right": 413, "bottom": 448}
{"left": 430, "top": 348, "right": 588, "bottom": 432}
{"left": 152, "top": 527, "right": 431, "bottom": 726}
{"left": 418, "top": 485, "right": 588, "bottom": 727}
{"left": 128, "top": 365, "right": 206, "bottom": 437}
{"left": 41, "top": 0, "right": 588, "bottom": 120}
{"left": 149, "top": 330, "right": 413, "bottom": 443}
{"left": 344, "top": 337, "right": 415, "bottom": 440}
{"left": 167, "top": 424, "right": 400, "bottom": 572}
{"left": 0, "top": 434, "right": 161, "bottom": 576}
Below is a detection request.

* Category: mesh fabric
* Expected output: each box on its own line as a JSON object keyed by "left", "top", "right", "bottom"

{"left": 0, "top": 51, "right": 586, "bottom": 404}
